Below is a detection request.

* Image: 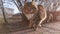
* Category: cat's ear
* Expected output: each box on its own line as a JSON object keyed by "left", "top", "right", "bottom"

{"left": 32, "top": 0, "right": 38, "bottom": 10}
{"left": 24, "top": 0, "right": 27, "bottom": 5}
{"left": 32, "top": 0, "right": 35, "bottom": 5}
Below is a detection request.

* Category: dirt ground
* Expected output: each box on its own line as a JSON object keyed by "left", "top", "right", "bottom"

{"left": 0, "top": 21, "right": 60, "bottom": 34}
{"left": 11, "top": 21, "right": 60, "bottom": 34}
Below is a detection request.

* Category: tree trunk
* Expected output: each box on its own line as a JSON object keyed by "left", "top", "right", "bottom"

{"left": 1, "top": 0, "right": 8, "bottom": 24}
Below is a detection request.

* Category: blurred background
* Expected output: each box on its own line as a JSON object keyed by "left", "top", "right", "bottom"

{"left": 0, "top": 0, "right": 60, "bottom": 34}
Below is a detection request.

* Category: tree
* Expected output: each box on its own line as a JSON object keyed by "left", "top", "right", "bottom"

{"left": 1, "top": 0, "right": 8, "bottom": 24}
